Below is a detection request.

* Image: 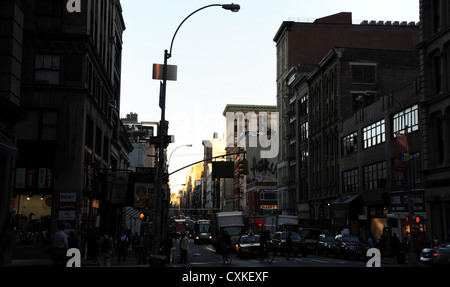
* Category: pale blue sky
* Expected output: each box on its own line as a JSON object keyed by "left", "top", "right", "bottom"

{"left": 119, "top": 0, "right": 420, "bottom": 188}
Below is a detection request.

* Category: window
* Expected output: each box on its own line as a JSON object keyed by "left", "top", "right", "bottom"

{"left": 300, "top": 150, "right": 308, "bottom": 168}
{"left": 393, "top": 104, "right": 419, "bottom": 136}
{"left": 363, "top": 161, "right": 387, "bottom": 190}
{"left": 392, "top": 152, "right": 421, "bottom": 188}
{"left": 37, "top": 0, "right": 62, "bottom": 31}
{"left": 15, "top": 110, "right": 57, "bottom": 141}
{"left": 34, "top": 54, "right": 60, "bottom": 85}
{"left": 342, "top": 169, "right": 359, "bottom": 193}
{"left": 41, "top": 111, "right": 57, "bottom": 140}
{"left": 299, "top": 94, "right": 308, "bottom": 116}
{"left": 260, "top": 190, "right": 277, "bottom": 200}
{"left": 300, "top": 122, "right": 308, "bottom": 141}
{"left": 363, "top": 119, "right": 385, "bottom": 149}
{"left": 351, "top": 63, "right": 376, "bottom": 84}
{"left": 342, "top": 132, "right": 358, "bottom": 155}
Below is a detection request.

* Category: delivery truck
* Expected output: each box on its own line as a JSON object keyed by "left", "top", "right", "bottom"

{"left": 265, "top": 215, "right": 299, "bottom": 235}
{"left": 211, "top": 211, "right": 245, "bottom": 252}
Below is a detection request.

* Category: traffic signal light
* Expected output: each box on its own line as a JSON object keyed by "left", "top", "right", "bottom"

{"left": 406, "top": 216, "right": 424, "bottom": 224}
{"left": 415, "top": 216, "right": 423, "bottom": 224}
{"left": 139, "top": 212, "right": 148, "bottom": 221}
{"left": 238, "top": 158, "right": 249, "bottom": 175}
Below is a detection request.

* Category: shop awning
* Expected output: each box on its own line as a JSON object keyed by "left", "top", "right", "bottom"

{"left": 331, "top": 194, "right": 362, "bottom": 229}
{"left": 0, "top": 131, "right": 18, "bottom": 159}
{"left": 331, "top": 194, "right": 360, "bottom": 205}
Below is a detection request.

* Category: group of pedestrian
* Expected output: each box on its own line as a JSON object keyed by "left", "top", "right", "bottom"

{"left": 48, "top": 225, "right": 156, "bottom": 267}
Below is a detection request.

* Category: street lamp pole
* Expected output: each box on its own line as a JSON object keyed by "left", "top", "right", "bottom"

{"left": 168, "top": 144, "right": 193, "bottom": 169}
{"left": 151, "top": 3, "right": 240, "bottom": 256}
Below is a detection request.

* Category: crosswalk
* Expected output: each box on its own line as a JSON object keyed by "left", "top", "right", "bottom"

{"left": 248, "top": 256, "right": 362, "bottom": 267}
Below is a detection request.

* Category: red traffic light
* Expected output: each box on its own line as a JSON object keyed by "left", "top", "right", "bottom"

{"left": 415, "top": 216, "right": 423, "bottom": 224}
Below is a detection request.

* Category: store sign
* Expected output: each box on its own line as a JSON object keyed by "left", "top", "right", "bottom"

{"left": 107, "top": 173, "right": 129, "bottom": 205}
{"left": 15, "top": 168, "right": 54, "bottom": 189}
{"left": 260, "top": 205, "right": 278, "bottom": 210}
{"left": 389, "top": 190, "right": 425, "bottom": 213}
{"left": 58, "top": 193, "right": 77, "bottom": 232}
{"left": 84, "top": 163, "right": 95, "bottom": 193}
{"left": 134, "top": 182, "right": 154, "bottom": 208}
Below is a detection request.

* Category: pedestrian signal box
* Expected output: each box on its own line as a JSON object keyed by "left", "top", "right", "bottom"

{"left": 139, "top": 212, "right": 148, "bottom": 221}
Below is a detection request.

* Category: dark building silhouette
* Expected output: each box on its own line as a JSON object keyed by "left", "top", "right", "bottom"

{"left": 0, "top": 0, "right": 131, "bottom": 264}
{"left": 419, "top": 0, "right": 450, "bottom": 243}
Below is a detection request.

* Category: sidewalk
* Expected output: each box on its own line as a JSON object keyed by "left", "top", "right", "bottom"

{"left": 380, "top": 255, "right": 428, "bottom": 267}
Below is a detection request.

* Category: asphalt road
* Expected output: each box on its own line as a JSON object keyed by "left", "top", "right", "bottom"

{"left": 168, "top": 238, "right": 406, "bottom": 268}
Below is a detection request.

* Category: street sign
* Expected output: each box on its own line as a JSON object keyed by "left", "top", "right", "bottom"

{"left": 152, "top": 64, "right": 177, "bottom": 81}
{"left": 389, "top": 189, "right": 425, "bottom": 213}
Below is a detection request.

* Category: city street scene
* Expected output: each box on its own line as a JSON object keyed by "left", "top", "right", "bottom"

{"left": 0, "top": 1, "right": 449, "bottom": 282}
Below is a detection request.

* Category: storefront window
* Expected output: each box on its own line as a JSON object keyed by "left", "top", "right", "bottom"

{"left": 12, "top": 195, "right": 52, "bottom": 248}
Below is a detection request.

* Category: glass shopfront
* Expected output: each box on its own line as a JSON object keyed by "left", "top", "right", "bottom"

{"left": 12, "top": 194, "right": 52, "bottom": 248}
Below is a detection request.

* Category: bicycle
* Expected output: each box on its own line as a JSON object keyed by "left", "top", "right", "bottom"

{"left": 259, "top": 241, "right": 275, "bottom": 263}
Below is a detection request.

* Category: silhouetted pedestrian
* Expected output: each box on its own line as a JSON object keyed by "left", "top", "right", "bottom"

{"left": 99, "top": 231, "right": 114, "bottom": 267}
{"left": 52, "top": 223, "right": 68, "bottom": 267}
{"left": 117, "top": 231, "right": 128, "bottom": 263}
{"left": 179, "top": 232, "right": 189, "bottom": 263}
{"left": 163, "top": 234, "right": 173, "bottom": 263}
{"left": 137, "top": 231, "right": 148, "bottom": 265}
{"left": 390, "top": 233, "right": 400, "bottom": 258}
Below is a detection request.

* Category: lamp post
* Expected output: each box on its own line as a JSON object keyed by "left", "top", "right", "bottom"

{"left": 168, "top": 144, "right": 193, "bottom": 169}
{"left": 151, "top": 3, "right": 240, "bottom": 256}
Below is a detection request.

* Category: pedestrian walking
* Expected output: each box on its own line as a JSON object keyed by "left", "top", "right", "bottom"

{"left": 163, "top": 233, "right": 173, "bottom": 263}
{"left": 52, "top": 223, "right": 68, "bottom": 267}
{"left": 259, "top": 230, "right": 269, "bottom": 261}
{"left": 86, "top": 229, "right": 98, "bottom": 265}
{"left": 179, "top": 232, "right": 189, "bottom": 263}
{"left": 285, "top": 232, "right": 292, "bottom": 259}
{"left": 379, "top": 232, "right": 386, "bottom": 257}
{"left": 137, "top": 231, "right": 148, "bottom": 265}
{"left": 432, "top": 234, "right": 440, "bottom": 248}
{"left": 132, "top": 232, "right": 138, "bottom": 257}
{"left": 367, "top": 233, "right": 375, "bottom": 249}
{"left": 98, "top": 231, "right": 114, "bottom": 267}
{"left": 117, "top": 231, "right": 129, "bottom": 263}
{"left": 68, "top": 231, "right": 78, "bottom": 249}
{"left": 390, "top": 233, "right": 400, "bottom": 258}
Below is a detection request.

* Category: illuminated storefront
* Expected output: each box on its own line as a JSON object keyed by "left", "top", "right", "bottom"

{"left": 12, "top": 167, "right": 55, "bottom": 249}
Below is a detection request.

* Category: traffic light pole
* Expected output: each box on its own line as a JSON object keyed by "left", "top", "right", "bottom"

{"left": 151, "top": 49, "right": 169, "bottom": 256}
{"left": 150, "top": 3, "right": 240, "bottom": 258}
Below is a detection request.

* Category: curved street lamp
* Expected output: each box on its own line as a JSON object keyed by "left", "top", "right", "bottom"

{"left": 152, "top": 3, "right": 240, "bottom": 256}
{"left": 168, "top": 4, "right": 240, "bottom": 59}
{"left": 168, "top": 144, "right": 193, "bottom": 169}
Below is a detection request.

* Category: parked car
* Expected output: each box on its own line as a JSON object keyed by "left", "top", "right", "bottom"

{"left": 420, "top": 243, "right": 450, "bottom": 266}
{"left": 333, "top": 234, "right": 368, "bottom": 260}
{"left": 235, "top": 234, "right": 260, "bottom": 258}
{"left": 316, "top": 233, "right": 335, "bottom": 256}
{"left": 272, "top": 231, "right": 307, "bottom": 257}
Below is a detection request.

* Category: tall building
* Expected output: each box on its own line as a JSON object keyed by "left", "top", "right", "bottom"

{"left": 274, "top": 12, "right": 419, "bottom": 216}
{"left": 122, "top": 112, "right": 158, "bottom": 170}
{"left": 288, "top": 47, "right": 421, "bottom": 240}
{"left": 222, "top": 104, "right": 278, "bottom": 216}
{"left": 8, "top": 0, "right": 130, "bottom": 262}
{"left": 202, "top": 132, "right": 226, "bottom": 211}
{"left": 419, "top": 0, "right": 450, "bottom": 243}
{"left": 0, "top": 0, "right": 28, "bottom": 266}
